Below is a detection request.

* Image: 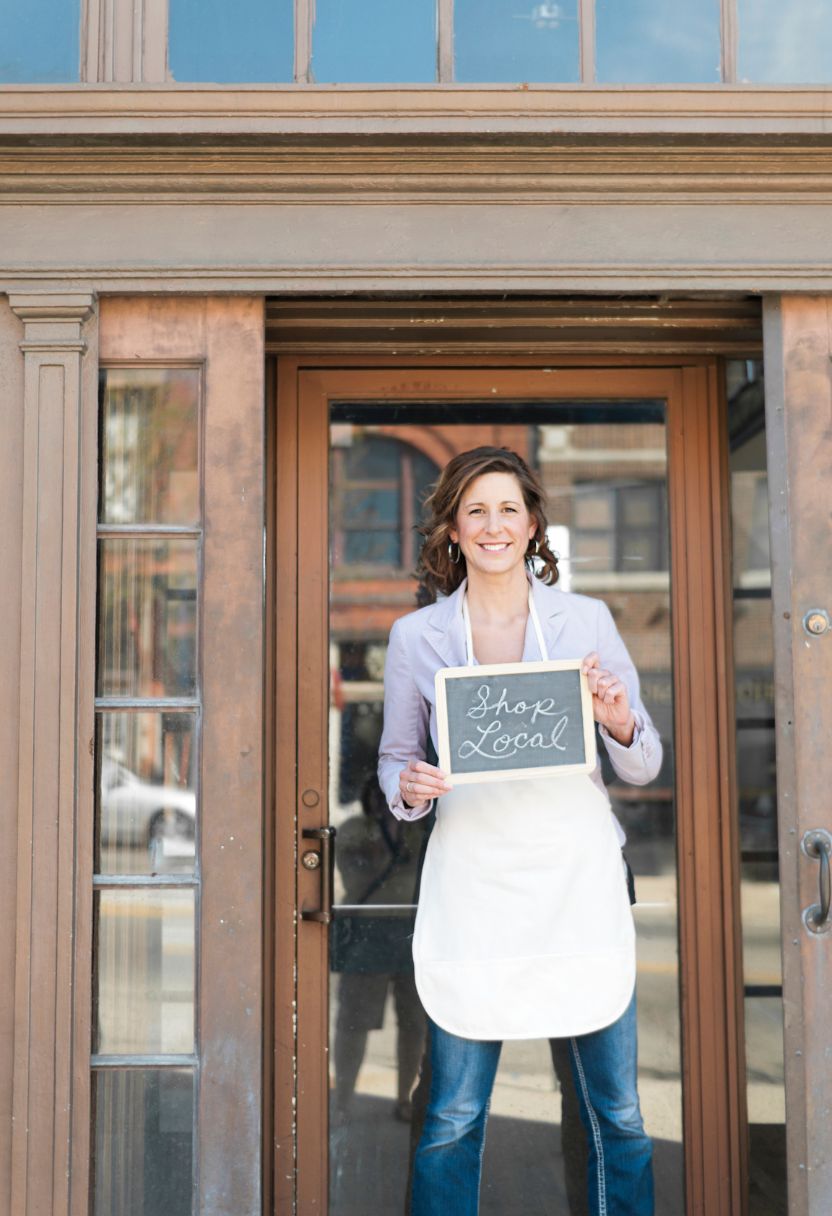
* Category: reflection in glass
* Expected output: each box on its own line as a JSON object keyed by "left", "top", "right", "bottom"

{"left": 311, "top": 0, "right": 436, "bottom": 83}
{"left": 328, "top": 406, "right": 681, "bottom": 1213}
{"left": 169, "top": 0, "right": 293, "bottom": 82}
{"left": 96, "top": 712, "right": 197, "bottom": 876}
{"left": 94, "top": 890, "right": 195, "bottom": 1055}
{"left": 739, "top": 0, "right": 832, "bottom": 83}
{"left": 99, "top": 368, "right": 199, "bottom": 526}
{"left": 455, "top": 0, "right": 579, "bottom": 83}
{"left": 96, "top": 539, "right": 198, "bottom": 699}
{"left": 0, "top": 0, "right": 80, "bottom": 82}
{"left": 93, "top": 1069, "right": 193, "bottom": 1216}
{"left": 596, "top": 0, "right": 720, "bottom": 83}
{"left": 727, "top": 358, "right": 786, "bottom": 1212}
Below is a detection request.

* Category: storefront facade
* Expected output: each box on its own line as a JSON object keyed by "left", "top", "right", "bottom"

{"left": 2, "top": 7, "right": 832, "bottom": 1214}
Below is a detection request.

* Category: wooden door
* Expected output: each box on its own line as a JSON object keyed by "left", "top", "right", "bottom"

{"left": 272, "top": 359, "right": 745, "bottom": 1214}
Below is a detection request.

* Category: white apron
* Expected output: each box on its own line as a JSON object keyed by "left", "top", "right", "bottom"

{"left": 412, "top": 590, "right": 636, "bottom": 1040}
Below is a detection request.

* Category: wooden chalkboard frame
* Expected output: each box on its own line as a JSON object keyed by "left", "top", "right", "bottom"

{"left": 435, "top": 659, "right": 597, "bottom": 784}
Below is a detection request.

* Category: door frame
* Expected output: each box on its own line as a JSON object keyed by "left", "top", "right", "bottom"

{"left": 270, "top": 354, "right": 746, "bottom": 1215}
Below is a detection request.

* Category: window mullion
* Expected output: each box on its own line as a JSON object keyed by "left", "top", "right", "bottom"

{"left": 579, "top": 0, "right": 595, "bottom": 84}
{"left": 437, "top": 0, "right": 454, "bottom": 83}
{"left": 295, "top": 0, "right": 313, "bottom": 82}
{"left": 721, "top": 0, "right": 738, "bottom": 82}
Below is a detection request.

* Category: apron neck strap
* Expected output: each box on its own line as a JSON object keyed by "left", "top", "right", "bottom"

{"left": 462, "top": 583, "right": 549, "bottom": 664}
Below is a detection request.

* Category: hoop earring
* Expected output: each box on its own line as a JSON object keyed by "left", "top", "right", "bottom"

{"left": 448, "top": 541, "right": 461, "bottom": 565}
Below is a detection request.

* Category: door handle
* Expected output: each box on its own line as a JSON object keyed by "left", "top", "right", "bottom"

{"left": 801, "top": 829, "right": 832, "bottom": 935}
{"left": 301, "top": 826, "right": 336, "bottom": 924}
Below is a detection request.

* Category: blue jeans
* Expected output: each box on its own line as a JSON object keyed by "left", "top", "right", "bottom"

{"left": 411, "top": 991, "right": 653, "bottom": 1216}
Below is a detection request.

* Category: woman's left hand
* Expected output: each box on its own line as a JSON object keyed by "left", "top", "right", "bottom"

{"left": 581, "top": 652, "right": 636, "bottom": 746}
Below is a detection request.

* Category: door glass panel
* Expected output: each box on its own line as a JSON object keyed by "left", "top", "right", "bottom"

{"left": 596, "top": 0, "right": 721, "bottom": 83}
{"left": 311, "top": 0, "right": 437, "bottom": 83}
{"left": 328, "top": 402, "right": 682, "bottom": 1212}
{"left": 726, "top": 359, "right": 786, "bottom": 1213}
{"left": 455, "top": 0, "right": 580, "bottom": 84}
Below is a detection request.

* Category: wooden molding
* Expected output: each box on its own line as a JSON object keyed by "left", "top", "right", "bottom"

{"left": 763, "top": 295, "right": 832, "bottom": 1216}
{"left": 8, "top": 290, "right": 96, "bottom": 1216}
{"left": 2, "top": 85, "right": 832, "bottom": 136}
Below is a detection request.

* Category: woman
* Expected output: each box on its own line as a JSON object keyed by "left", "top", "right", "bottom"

{"left": 378, "top": 447, "right": 663, "bottom": 1216}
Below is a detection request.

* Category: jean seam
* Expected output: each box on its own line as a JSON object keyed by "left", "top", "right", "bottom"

{"left": 475, "top": 1094, "right": 492, "bottom": 1203}
{"left": 570, "top": 1036, "right": 607, "bottom": 1216}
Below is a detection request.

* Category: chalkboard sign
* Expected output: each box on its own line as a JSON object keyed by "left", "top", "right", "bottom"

{"left": 435, "top": 659, "right": 596, "bottom": 784}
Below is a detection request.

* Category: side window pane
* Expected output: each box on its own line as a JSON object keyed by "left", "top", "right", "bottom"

{"left": 96, "top": 538, "right": 198, "bottom": 700}
{"left": 0, "top": 0, "right": 80, "bottom": 82}
{"left": 93, "top": 1070, "right": 194, "bottom": 1216}
{"left": 311, "top": 0, "right": 437, "bottom": 83}
{"left": 596, "top": 0, "right": 721, "bottom": 83}
{"left": 455, "top": 0, "right": 580, "bottom": 83}
{"left": 169, "top": 0, "right": 294, "bottom": 82}
{"left": 100, "top": 368, "right": 199, "bottom": 526}
{"left": 96, "top": 711, "right": 197, "bottom": 877}
{"left": 94, "top": 890, "right": 195, "bottom": 1055}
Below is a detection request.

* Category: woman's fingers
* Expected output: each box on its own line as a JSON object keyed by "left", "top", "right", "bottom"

{"left": 581, "top": 653, "right": 630, "bottom": 711}
{"left": 400, "top": 759, "right": 452, "bottom": 801}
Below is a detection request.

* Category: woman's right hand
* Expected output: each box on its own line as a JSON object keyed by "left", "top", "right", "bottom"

{"left": 399, "top": 760, "right": 453, "bottom": 807}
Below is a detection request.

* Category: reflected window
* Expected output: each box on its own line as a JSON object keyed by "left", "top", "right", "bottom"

{"left": 596, "top": 0, "right": 721, "bottom": 83}
{"left": 455, "top": 0, "right": 580, "bottom": 83}
{"left": 169, "top": 0, "right": 293, "bottom": 82}
{"left": 0, "top": 0, "right": 80, "bottom": 82}
{"left": 331, "top": 433, "right": 439, "bottom": 572}
{"left": 573, "top": 481, "right": 668, "bottom": 573}
{"left": 311, "top": 0, "right": 436, "bottom": 83}
{"left": 739, "top": 0, "right": 832, "bottom": 83}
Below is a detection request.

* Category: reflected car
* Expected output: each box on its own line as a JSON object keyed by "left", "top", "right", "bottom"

{"left": 99, "top": 754, "right": 196, "bottom": 853}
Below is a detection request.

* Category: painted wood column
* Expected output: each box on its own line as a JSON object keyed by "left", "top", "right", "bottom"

{"left": 81, "top": 0, "right": 169, "bottom": 82}
{"left": 8, "top": 293, "right": 98, "bottom": 1216}
{"left": 764, "top": 296, "right": 832, "bottom": 1216}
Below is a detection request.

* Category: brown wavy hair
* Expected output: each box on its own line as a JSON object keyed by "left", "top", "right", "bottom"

{"left": 417, "top": 447, "right": 559, "bottom": 600}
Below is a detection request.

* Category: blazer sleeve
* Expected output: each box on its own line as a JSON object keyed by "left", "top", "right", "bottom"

{"left": 377, "top": 617, "right": 434, "bottom": 821}
{"left": 595, "top": 600, "right": 663, "bottom": 786}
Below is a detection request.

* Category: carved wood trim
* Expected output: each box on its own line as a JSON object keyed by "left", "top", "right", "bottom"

{"left": 8, "top": 290, "right": 96, "bottom": 1216}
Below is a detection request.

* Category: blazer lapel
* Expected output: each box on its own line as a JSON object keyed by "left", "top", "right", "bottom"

{"left": 424, "top": 580, "right": 468, "bottom": 669}
{"left": 531, "top": 576, "right": 571, "bottom": 658}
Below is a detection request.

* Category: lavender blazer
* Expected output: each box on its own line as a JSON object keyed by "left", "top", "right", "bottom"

{"left": 377, "top": 575, "right": 663, "bottom": 837}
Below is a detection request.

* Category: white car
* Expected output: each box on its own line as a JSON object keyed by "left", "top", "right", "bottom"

{"left": 99, "top": 753, "right": 196, "bottom": 857}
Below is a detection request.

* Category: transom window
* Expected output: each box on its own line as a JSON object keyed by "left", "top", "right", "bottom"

{"left": 3, "top": 0, "right": 831, "bottom": 84}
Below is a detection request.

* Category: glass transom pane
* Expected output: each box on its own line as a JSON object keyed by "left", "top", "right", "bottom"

{"left": 0, "top": 0, "right": 80, "bottom": 82}
{"left": 96, "top": 538, "right": 198, "bottom": 699}
{"left": 739, "top": 0, "right": 832, "bottom": 83}
{"left": 596, "top": 0, "right": 721, "bottom": 83}
{"left": 455, "top": 0, "right": 580, "bottom": 84}
{"left": 169, "top": 0, "right": 294, "bottom": 82}
{"left": 95, "top": 889, "right": 195, "bottom": 1055}
{"left": 311, "top": 0, "right": 437, "bottom": 83}
{"left": 99, "top": 367, "right": 199, "bottom": 526}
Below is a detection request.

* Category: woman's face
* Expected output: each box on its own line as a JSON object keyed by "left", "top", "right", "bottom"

{"left": 449, "top": 471, "right": 536, "bottom": 580}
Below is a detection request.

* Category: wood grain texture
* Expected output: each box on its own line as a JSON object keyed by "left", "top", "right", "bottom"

{"left": 764, "top": 296, "right": 832, "bottom": 1216}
